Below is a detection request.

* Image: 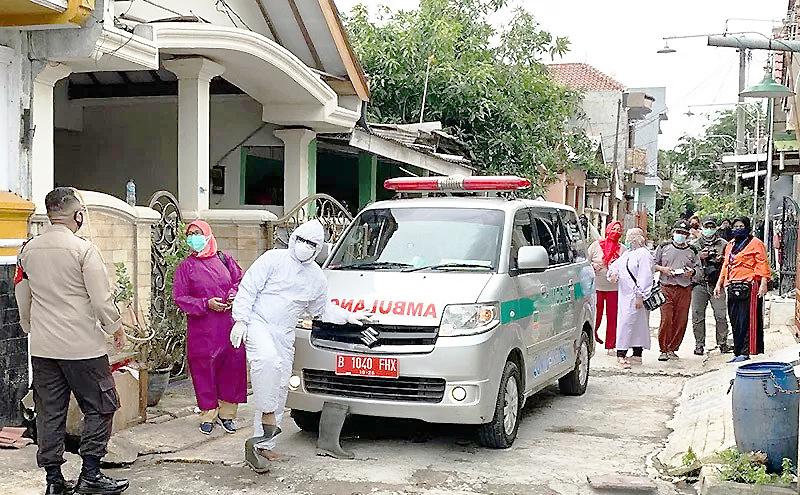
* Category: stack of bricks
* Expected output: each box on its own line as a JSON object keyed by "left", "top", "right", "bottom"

{"left": 208, "top": 222, "right": 269, "bottom": 270}
{"left": 0, "top": 265, "right": 28, "bottom": 426}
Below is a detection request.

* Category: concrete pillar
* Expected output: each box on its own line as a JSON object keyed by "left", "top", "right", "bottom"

{"left": 275, "top": 128, "right": 317, "bottom": 210}
{"left": 358, "top": 152, "right": 377, "bottom": 209}
{"left": 164, "top": 58, "right": 225, "bottom": 214}
{"left": 31, "top": 63, "right": 71, "bottom": 213}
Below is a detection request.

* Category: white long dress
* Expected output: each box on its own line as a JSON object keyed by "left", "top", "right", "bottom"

{"left": 607, "top": 247, "right": 654, "bottom": 350}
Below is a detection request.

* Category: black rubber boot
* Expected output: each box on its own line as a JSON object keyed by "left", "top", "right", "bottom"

{"left": 316, "top": 402, "right": 355, "bottom": 460}
{"left": 244, "top": 424, "right": 281, "bottom": 474}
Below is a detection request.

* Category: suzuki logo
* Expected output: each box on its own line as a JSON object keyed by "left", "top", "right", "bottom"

{"left": 360, "top": 326, "right": 380, "bottom": 348}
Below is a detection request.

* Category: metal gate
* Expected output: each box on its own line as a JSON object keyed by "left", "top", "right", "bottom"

{"left": 265, "top": 194, "right": 353, "bottom": 250}
{"left": 779, "top": 196, "right": 799, "bottom": 296}
{"left": 148, "top": 191, "right": 187, "bottom": 373}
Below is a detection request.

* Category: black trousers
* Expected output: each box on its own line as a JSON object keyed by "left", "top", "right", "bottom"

{"left": 728, "top": 296, "right": 765, "bottom": 357}
{"left": 32, "top": 355, "right": 119, "bottom": 468}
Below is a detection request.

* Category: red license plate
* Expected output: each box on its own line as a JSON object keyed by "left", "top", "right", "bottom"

{"left": 335, "top": 355, "right": 399, "bottom": 378}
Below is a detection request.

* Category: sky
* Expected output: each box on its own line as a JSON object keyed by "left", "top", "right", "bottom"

{"left": 334, "top": 0, "right": 789, "bottom": 150}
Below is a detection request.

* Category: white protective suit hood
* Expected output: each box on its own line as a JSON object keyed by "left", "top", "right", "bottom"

{"left": 289, "top": 220, "right": 325, "bottom": 263}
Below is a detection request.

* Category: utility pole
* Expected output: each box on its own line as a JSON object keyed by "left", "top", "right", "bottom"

{"left": 734, "top": 49, "right": 747, "bottom": 193}
{"left": 610, "top": 98, "right": 622, "bottom": 221}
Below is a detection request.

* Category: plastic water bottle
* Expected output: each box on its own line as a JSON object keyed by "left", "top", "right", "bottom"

{"left": 126, "top": 179, "right": 136, "bottom": 206}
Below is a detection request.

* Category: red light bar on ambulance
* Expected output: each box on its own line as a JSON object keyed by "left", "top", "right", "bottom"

{"left": 384, "top": 176, "right": 531, "bottom": 192}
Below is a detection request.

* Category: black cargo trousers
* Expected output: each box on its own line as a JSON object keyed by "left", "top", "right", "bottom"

{"left": 31, "top": 355, "right": 120, "bottom": 468}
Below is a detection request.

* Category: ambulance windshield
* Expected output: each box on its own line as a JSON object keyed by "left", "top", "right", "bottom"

{"left": 328, "top": 207, "right": 505, "bottom": 272}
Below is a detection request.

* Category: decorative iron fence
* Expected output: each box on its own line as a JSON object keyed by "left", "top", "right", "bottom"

{"left": 265, "top": 194, "right": 354, "bottom": 249}
{"left": 779, "top": 196, "right": 798, "bottom": 296}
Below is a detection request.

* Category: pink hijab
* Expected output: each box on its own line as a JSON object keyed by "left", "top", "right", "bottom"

{"left": 187, "top": 220, "right": 218, "bottom": 259}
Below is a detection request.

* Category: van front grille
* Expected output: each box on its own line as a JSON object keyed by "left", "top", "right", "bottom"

{"left": 302, "top": 369, "right": 445, "bottom": 403}
{"left": 311, "top": 322, "right": 438, "bottom": 347}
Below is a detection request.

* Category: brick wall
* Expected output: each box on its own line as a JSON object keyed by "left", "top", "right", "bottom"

{"left": 0, "top": 265, "right": 28, "bottom": 427}
{"left": 210, "top": 222, "right": 269, "bottom": 270}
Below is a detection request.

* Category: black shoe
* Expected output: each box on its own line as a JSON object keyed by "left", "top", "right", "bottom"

{"left": 694, "top": 346, "right": 704, "bottom": 356}
{"left": 75, "top": 472, "right": 129, "bottom": 495}
{"left": 719, "top": 343, "right": 734, "bottom": 354}
{"left": 218, "top": 418, "right": 237, "bottom": 434}
{"left": 199, "top": 422, "right": 214, "bottom": 435}
{"left": 45, "top": 480, "right": 74, "bottom": 495}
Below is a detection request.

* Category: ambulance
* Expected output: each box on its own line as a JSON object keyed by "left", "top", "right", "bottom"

{"left": 287, "top": 176, "right": 596, "bottom": 448}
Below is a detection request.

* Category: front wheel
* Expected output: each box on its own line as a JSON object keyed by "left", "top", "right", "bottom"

{"left": 559, "top": 332, "right": 590, "bottom": 396}
{"left": 477, "top": 361, "right": 522, "bottom": 449}
{"left": 290, "top": 409, "right": 321, "bottom": 433}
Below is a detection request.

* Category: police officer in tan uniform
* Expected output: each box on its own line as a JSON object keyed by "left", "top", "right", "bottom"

{"left": 15, "top": 188, "right": 129, "bottom": 495}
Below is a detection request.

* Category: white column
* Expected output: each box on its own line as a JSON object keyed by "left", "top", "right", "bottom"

{"left": 31, "top": 63, "right": 71, "bottom": 213}
{"left": 274, "top": 128, "right": 317, "bottom": 210}
{"left": 0, "top": 46, "right": 14, "bottom": 192}
{"left": 164, "top": 58, "right": 225, "bottom": 214}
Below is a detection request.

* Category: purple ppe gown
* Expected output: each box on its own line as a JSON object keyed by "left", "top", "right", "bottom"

{"left": 172, "top": 253, "right": 247, "bottom": 411}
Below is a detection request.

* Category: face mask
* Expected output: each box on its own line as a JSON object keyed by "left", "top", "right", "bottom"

{"left": 732, "top": 227, "right": 750, "bottom": 239}
{"left": 702, "top": 228, "right": 716, "bottom": 238}
{"left": 293, "top": 242, "right": 317, "bottom": 263}
{"left": 606, "top": 231, "right": 621, "bottom": 242}
{"left": 673, "top": 233, "right": 687, "bottom": 244}
{"left": 186, "top": 234, "right": 209, "bottom": 252}
{"left": 74, "top": 211, "right": 84, "bottom": 230}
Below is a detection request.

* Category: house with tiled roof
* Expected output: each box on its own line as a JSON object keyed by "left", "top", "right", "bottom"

{"left": 546, "top": 62, "right": 663, "bottom": 233}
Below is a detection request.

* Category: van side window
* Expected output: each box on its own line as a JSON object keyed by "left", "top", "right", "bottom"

{"left": 510, "top": 209, "right": 533, "bottom": 269}
{"left": 531, "top": 210, "right": 561, "bottom": 266}
{"left": 558, "top": 209, "right": 587, "bottom": 262}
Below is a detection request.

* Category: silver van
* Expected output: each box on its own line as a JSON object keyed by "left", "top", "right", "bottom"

{"left": 287, "top": 177, "right": 596, "bottom": 447}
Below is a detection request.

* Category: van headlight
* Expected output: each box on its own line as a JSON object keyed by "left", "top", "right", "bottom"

{"left": 439, "top": 303, "right": 500, "bottom": 337}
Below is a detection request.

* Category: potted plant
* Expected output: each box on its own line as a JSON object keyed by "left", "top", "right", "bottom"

{"left": 114, "top": 226, "right": 189, "bottom": 406}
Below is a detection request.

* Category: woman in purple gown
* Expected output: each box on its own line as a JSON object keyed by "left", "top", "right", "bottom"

{"left": 173, "top": 220, "right": 247, "bottom": 435}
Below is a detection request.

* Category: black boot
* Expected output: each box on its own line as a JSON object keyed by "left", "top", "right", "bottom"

{"left": 244, "top": 423, "right": 281, "bottom": 474}
{"left": 316, "top": 402, "right": 355, "bottom": 459}
{"left": 45, "top": 479, "right": 74, "bottom": 495}
{"left": 74, "top": 473, "right": 129, "bottom": 494}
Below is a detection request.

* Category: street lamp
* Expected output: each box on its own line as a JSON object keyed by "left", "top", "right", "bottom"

{"left": 657, "top": 42, "right": 676, "bottom": 54}
{"left": 740, "top": 66, "right": 794, "bottom": 249}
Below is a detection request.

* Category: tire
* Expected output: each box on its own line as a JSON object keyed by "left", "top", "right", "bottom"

{"left": 559, "top": 332, "right": 590, "bottom": 396}
{"left": 290, "top": 409, "right": 321, "bottom": 433}
{"left": 477, "top": 361, "right": 522, "bottom": 449}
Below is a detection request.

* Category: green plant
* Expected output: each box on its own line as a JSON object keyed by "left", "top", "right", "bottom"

{"left": 113, "top": 223, "right": 190, "bottom": 372}
{"left": 717, "top": 448, "right": 794, "bottom": 485}
{"left": 682, "top": 447, "right": 698, "bottom": 468}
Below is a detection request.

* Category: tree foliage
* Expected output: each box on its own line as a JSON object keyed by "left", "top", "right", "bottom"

{"left": 668, "top": 105, "right": 764, "bottom": 192}
{"left": 345, "top": 0, "right": 596, "bottom": 195}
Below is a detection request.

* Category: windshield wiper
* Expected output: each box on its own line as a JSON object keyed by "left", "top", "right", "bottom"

{"left": 403, "top": 263, "right": 494, "bottom": 272}
{"left": 333, "top": 261, "right": 414, "bottom": 271}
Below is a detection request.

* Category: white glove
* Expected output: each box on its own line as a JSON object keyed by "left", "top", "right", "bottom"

{"left": 230, "top": 321, "right": 248, "bottom": 348}
{"left": 347, "top": 311, "right": 373, "bottom": 326}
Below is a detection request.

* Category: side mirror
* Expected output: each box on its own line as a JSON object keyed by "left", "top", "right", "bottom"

{"left": 316, "top": 242, "right": 333, "bottom": 265}
{"left": 518, "top": 245, "right": 549, "bottom": 272}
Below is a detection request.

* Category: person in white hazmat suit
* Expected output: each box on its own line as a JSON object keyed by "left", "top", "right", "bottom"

{"left": 229, "top": 220, "right": 366, "bottom": 472}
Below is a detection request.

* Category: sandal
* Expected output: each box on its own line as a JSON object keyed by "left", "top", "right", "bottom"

{"left": 617, "top": 357, "right": 631, "bottom": 369}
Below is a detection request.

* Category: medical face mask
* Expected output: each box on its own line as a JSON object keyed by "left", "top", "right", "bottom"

{"left": 293, "top": 242, "right": 317, "bottom": 263}
{"left": 673, "top": 233, "right": 687, "bottom": 244}
{"left": 186, "top": 234, "right": 209, "bottom": 252}
{"left": 702, "top": 228, "right": 716, "bottom": 238}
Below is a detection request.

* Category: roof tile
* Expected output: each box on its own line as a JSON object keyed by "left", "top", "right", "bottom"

{"left": 548, "top": 63, "right": 626, "bottom": 91}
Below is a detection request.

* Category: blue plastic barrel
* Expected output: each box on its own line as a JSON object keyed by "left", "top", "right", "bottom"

{"left": 732, "top": 361, "right": 799, "bottom": 473}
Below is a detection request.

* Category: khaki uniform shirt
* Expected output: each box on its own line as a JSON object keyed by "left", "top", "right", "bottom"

{"left": 15, "top": 224, "right": 121, "bottom": 360}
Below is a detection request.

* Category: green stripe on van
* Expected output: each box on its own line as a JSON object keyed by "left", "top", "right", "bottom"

{"left": 500, "top": 283, "right": 587, "bottom": 324}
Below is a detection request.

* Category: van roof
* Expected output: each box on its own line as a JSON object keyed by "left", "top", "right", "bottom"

{"left": 363, "top": 196, "right": 577, "bottom": 215}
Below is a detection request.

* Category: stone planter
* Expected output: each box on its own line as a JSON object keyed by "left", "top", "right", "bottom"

{"left": 699, "top": 466, "right": 795, "bottom": 495}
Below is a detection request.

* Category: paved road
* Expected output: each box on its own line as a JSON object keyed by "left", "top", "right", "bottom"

{"left": 1, "top": 371, "right": 686, "bottom": 495}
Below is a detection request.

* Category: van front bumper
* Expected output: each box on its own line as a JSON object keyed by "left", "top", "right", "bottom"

{"left": 287, "top": 328, "right": 502, "bottom": 425}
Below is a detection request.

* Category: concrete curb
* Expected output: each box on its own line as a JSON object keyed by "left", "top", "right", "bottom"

{"left": 698, "top": 466, "right": 795, "bottom": 495}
